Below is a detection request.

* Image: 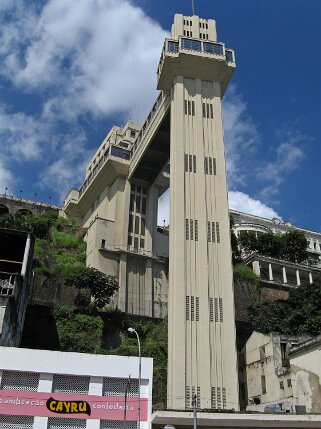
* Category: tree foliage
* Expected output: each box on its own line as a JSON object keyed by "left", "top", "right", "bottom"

{"left": 250, "top": 283, "right": 321, "bottom": 335}
{"left": 238, "top": 230, "right": 308, "bottom": 263}
{"left": 0, "top": 211, "right": 58, "bottom": 238}
{"left": 65, "top": 267, "right": 119, "bottom": 309}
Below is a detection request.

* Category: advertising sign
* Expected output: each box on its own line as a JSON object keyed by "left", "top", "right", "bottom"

{"left": 0, "top": 390, "right": 148, "bottom": 420}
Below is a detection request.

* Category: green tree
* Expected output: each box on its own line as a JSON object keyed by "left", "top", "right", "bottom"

{"left": 65, "top": 267, "right": 119, "bottom": 309}
{"left": 280, "top": 230, "right": 308, "bottom": 263}
{"left": 250, "top": 282, "right": 321, "bottom": 336}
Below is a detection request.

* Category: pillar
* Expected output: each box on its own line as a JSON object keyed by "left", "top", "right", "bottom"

{"left": 296, "top": 270, "right": 301, "bottom": 286}
{"left": 282, "top": 267, "right": 287, "bottom": 284}
{"left": 268, "top": 263, "right": 273, "bottom": 281}
{"left": 252, "top": 260, "right": 261, "bottom": 276}
{"left": 309, "top": 272, "right": 313, "bottom": 284}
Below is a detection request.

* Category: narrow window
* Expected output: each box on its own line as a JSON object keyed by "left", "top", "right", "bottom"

{"left": 214, "top": 298, "right": 218, "bottom": 322}
{"left": 135, "top": 216, "right": 140, "bottom": 234}
{"left": 211, "top": 387, "right": 216, "bottom": 408}
{"left": 190, "top": 20, "right": 192, "bottom": 26}
{"left": 209, "top": 157, "right": 213, "bottom": 175}
{"left": 212, "top": 221, "right": 216, "bottom": 242}
{"left": 140, "top": 238, "right": 145, "bottom": 248}
{"left": 197, "top": 387, "right": 200, "bottom": 407}
{"left": 287, "top": 379, "right": 292, "bottom": 388}
{"left": 207, "top": 221, "right": 211, "bottom": 242}
{"left": 184, "top": 100, "right": 188, "bottom": 115}
{"left": 191, "top": 296, "right": 195, "bottom": 321}
{"left": 219, "top": 298, "right": 223, "bottom": 322}
{"left": 186, "top": 386, "right": 191, "bottom": 409}
{"left": 210, "top": 104, "right": 213, "bottom": 118}
{"left": 185, "top": 219, "right": 189, "bottom": 240}
{"left": 202, "top": 103, "right": 206, "bottom": 118}
{"left": 189, "top": 154, "right": 193, "bottom": 172}
{"left": 185, "top": 154, "right": 189, "bottom": 171}
{"left": 222, "top": 388, "right": 226, "bottom": 408}
{"left": 206, "top": 103, "right": 210, "bottom": 118}
{"left": 128, "top": 235, "right": 133, "bottom": 246}
{"left": 128, "top": 214, "right": 134, "bottom": 232}
{"left": 190, "top": 219, "right": 194, "bottom": 240}
{"left": 213, "top": 157, "right": 216, "bottom": 175}
{"left": 134, "top": 237, "right": 139, "bottom": 249}
{"left": 191, "top": 100, "right": 195, "bottom": 116}
{"left": 137, "top": 185, "right": 141, "bottom": 193}
{"left": 204, "top": 157, "right": 209, "bottom": 174}
{"left": 101, "top": 239, "right": 106, "bottom": 248}
{"left": 186, "top": 296, "right": 190, "bottom": 320}
{"left": 262, "top": 375, "right": 267, "bottom": 394}
{"left": 193, "top": 155, "right": 196, "bottom": 173}
{"left": 217, "top": 387, "right": 221, "bottom": 408}
{"left": 206, "top": 34, "right": 209, "bottom": 39}
{"left": 140, "top": 218, "right": 145, "bottom": 236}
{"left": 196, "top": 297, "right": 199, "bottom": 321}
{"left": 188, "top": 100, "right": 191, "bottom": 115}
{"left": 130, "top": 194, "right": 135, "bottom": 211}
{"left": 210, "top": 298, "right": 214, "bottom": 321}
{"left": 141, "top": 197, "right": 146, "bottom": 215}
{"left": 142, "top": 187, "right": 147, "bottom": 195}
{"left": 280, "top": 381, "right": 284, "bottom": 390}
{"left": 135, "top": 195, "right": 141, "bottom": 213}
{"left": 216, "top": 222, "right": 220, "bottom": 243}
{"left": 195, "top": 220, "right": 198, "bottom": 241}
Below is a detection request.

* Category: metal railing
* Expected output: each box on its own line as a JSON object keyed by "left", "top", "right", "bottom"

{"left": 130, "top": 91, "right": 165, "bottom": 159}
{"left": 79, "top": 145, "right": 130, "bottom": 197}
{"left": 0, "top": 274, "right": 16, "bottom": 297}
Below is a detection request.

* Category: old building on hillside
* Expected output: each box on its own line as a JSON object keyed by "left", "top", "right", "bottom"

{"left": 0, "top": 194, "right": 61, "bottom": 218}
{"left": 0, "top": 228, "right": 34, "bottom": 346}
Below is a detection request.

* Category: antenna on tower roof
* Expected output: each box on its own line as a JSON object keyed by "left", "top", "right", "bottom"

{"left": 192, "top": 0, "right": 195, "bottom": 16}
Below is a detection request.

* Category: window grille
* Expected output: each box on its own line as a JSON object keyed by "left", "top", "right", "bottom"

{"left": 103, "top": 377, "right": 139, "bottom": 397}
{"left": 193, "top": 155, "right": 196, "bottom": 173}
{"left": 185, "top": 219, "right": 189, "bottom": 240}
{"left": 1, "top": 371, "right": 39, "bottom": 392}
{"left": 207, "top": 221, "right": 211, "bottom": 242}
{"left": 47, "top": 418, "right": 86, "bottom": 429}
{"left": 186, "top": 386, "right": 191, "bottom": 409}
{"left": 209, "top": 157, "right": 213, "bottom": 175}
{"left": 191, "top": 296, "right": 195, "bottom": 321}
{"left": 52, "top": 375, "right": 89, "bottom": 395}
{"left": 101, "top": 421, "right": 137, "bottom": 429}
{"left": 217, "top": 387, "right": 221, "bottom": 408}
{"left": 216, "top": 222, "right": 220, "bottom": 243}
{"left": 212, "top": 222, "right": 216, "bottom": 243}
{"left": 186, "top": 296, "right": 190, "bottom": 321}
{"left": 214, "top": 298, "right": 219, "bottom": 322}
{"left": 195, "top": 220, "right": 198, "bottom": 241}
{"left": 0, "top": 416, "right": 34, "bottom": 429}
{"left": 213, "top": 157, "right": 216, "bottom": 175}
{"left": 190, "top": 219, "right": 194, "bottom": 240}
{"left": 219, "top": 298, "right": 223, "bottom": 322}
{"left": 222, "top": 387, "right": 226, "bottom": 408}
{"left": 204, "top": 157, "right": 208, "bottom": 174}
{"left": 184, "top": 154, "right": 188, "bottom": 172}
{"left": 211, "top": 387, "right": 216, "bottom": 408}
{"left": 189, "top": 154, "right": 193, "bottom": 172}
{"left": 196, "top": 297, "right": 199, "bottom": 321}
{"left": 209, "top": 298, "right": 214, "bottom": 321}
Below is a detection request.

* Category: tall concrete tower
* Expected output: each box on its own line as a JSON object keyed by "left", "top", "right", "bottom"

{"left": 64, "top": 12, "right": 239, "bottom": 412}
{"left": 159, "top": 14, "right": 239, "bottom": 410}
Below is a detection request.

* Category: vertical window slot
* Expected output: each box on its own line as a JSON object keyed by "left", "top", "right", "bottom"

{"left": 219, "top": 298, "right": 223, "bottom": 322}
{"left": 196, "top": 297, "right": 199, "bottom": 321}
{"left": 193, "top": 155, "right": 196, "bottom": 173}
{"left": 213, "top": 158, "right": 216, "bottom": 175}
{"left": 207, "top": 221, "right": 211, "bottom": 242}
{"left": 189, "top": 154, "right": 193, "bottom": 172}
{"left": 216, "top": 222, "right": 220, "bottom": 243}
{"left": 209, "top": 157, "right": 213, "bottom": 175}
{"left": 212, "top": 222, "right": 216, "bottom": 243}
{"left": 190, "top": 219, "right": 194, "bottom": 240}
{"left": 210, "top": 298, "right": 214, "bottom": 321}
{"left": 184, "top": 154, "right": 189, "bottom": 172}
{"left": 186, "top": 296, "right": 190, "bottom": 321}
{"left": 195, "top": 220, "right": 198, "bottom": 241}
{"left": 185, "top": 219, "right": 189, "bottom": 240}
{"left": 191, "top": 296, "right": 195, "bottom": 321}
{"left": 204, "top": 157, "right": 208, "bottom": 174}
{"left": 214, "top": 298, "right": 219, "bottom": 322}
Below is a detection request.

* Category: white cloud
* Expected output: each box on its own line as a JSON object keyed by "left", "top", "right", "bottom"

{"left": 0, "top": 160, "right": 13, "bottom": 193}
{"left": 257, "top": 131, "right": 306, "bottom": 199}
{"left": 228, "top": 191, "right": 280, "bottom": 219}
{"left": 157, "top": 189, "right": 280, "bottom": 225}
{"left": 0, "top": 106, "right": 47, "bottom": 161}
{"left": 223, "top": 85, "right": 260, "bottom": 188}
{"left": 0, "top": 0, "right": 168, "bottom": 122}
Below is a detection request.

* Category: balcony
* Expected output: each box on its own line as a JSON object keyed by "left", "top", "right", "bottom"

{"left": 157, "top": 37, "right": 236, "bottom": 94}
{"left": 64, "top": 145, "right": 131, "bottom": 218}
{"left": 0, "top": 273, "right": 18, "bottom": 298}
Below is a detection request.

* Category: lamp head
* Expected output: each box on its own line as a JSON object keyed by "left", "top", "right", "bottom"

{"left": 128, "top": 327, "right": 135, "bottom": 333}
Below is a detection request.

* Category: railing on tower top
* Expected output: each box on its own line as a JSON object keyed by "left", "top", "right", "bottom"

{"left": 157, "top": 37, "right": 235, "bottom": 79}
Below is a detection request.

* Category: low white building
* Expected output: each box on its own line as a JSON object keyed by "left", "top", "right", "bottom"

{"left": 0, "top": 347, "right": 153, "bottom": 429}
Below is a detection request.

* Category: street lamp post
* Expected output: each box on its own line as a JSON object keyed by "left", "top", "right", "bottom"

{"left": 128, "top": 327, "right": 141, "bottom": 429}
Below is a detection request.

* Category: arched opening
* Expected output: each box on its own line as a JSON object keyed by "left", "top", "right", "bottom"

{"left": 0, "top": 204, "right": 9, "bottom": 217}
{"left": 16, "top": 209, "right": 32, "bottom": 217}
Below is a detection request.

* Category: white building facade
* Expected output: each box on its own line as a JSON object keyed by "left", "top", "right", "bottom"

{"left": 0, "top": 347, "right": 153, "bottom": 429}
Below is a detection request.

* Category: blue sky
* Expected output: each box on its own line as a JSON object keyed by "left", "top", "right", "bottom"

{"left": 0, "top": 0, "right": 320, "bottom": 231}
